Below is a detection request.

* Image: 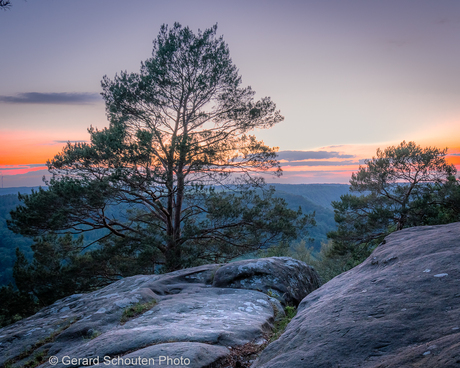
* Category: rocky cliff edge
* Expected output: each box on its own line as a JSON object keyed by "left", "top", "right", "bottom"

{"left": 252, "top": 222, "right": 460, "bottom": 368}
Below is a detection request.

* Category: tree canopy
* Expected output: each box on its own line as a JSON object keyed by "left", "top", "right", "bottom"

{"left": 328, "top": 141, "right": 458, "bottom": 261}
{"left": 9, "top": 23, "right": 311, "bottom": 272}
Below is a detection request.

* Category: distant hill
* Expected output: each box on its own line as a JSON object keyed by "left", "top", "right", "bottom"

{"left": 269, "top": 184, "right": 350, "bottom": 209}
{"left": 271, "top": 189, "right": 338, "bottom": 250}
{"left": 0, "top": 186, "right": 47, "bottom": 196}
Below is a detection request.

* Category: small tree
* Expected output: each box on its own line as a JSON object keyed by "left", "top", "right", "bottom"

{"left": 9, "top": 23, "right": 311, "bottom": 271}
{"left": 328, "top": 141, "right": 458, "bottom": 260}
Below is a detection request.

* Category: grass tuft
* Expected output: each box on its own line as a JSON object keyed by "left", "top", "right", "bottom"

{"left": 270, "top": 305, "right": 296, "bottom": 342}
{"left": 120, "top": 300, "right": 157, "bottom": 324}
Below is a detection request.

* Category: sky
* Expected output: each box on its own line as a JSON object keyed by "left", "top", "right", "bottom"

{"left": 1, "top": 0, "right": 460, "bottom": 187}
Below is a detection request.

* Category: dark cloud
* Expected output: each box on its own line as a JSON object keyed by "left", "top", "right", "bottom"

{"left": 0, "top": 92, "right": 102, "bottom": 104}
{"left": 277, "top": 150, "right": 355, "bottom": 161}
{"left": 280, "top": 160, "right": 358, "bottom": 167}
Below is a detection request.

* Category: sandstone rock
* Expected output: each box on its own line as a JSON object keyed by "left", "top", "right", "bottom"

{"left": 252, "top": 222, "right": 460, "bottom": 368}
{"left": 212, "top": 257, "right": 321, "bottom": 306}
{"left": 0, "top": 257, "right": 320, "bottom": 368}
{"left": 102, "top": 342, "right": 230, "bottom": 368}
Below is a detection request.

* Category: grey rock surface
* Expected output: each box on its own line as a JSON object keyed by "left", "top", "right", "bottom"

{"left": 213, "top": 257, "right": 321, "bottom": 306}
{"left": 0, "top": 258, "right": 320, "bottom": 368}
{"left": 252, "top": 222, "right": 460, "bottom": 368}
{"left": 101, "top": 342, "right": 230, "bottom": 368}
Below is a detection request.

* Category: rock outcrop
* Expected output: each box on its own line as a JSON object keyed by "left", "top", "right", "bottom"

{"left": 252, "top": 222, "right": 460, "bottom": 368}
{"left": 0, "top": 257, "right": 319, "bottom": 368}
{"left": 213, "top": 257, "right": 320, "bottom": 306}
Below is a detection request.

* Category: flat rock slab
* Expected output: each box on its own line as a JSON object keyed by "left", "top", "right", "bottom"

{"left": 252, "top": 222, "right": 460, "bottom": 368}
{"left": 0, "top": 257, "right": 320, "bottom": 368}
{"left": 55, "top": 288, "right": 275, "bottom": 366}
{"left": 87, "top": 342, "right": 230, "bottom": 368}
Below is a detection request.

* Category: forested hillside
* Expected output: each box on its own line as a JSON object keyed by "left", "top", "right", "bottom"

{"left": 271, "top": 190, "right": 337, "bottom": 249}
{"left": 0, "top": 184, "right": 344, "bottom": 286}
{"left": 0, "top": 187, "right": 44, "bottom": 196}
{"left": 0, "top": 195, "right": 33, "bottom": 285}
{"left": 270, "top": 184, "right": 350, "bottom": 209}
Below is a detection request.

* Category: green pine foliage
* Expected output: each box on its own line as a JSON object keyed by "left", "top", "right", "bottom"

{"left": 327, "top": 141, "right": 460, "bottom": 267}
{"left": 9, "top": 23, "right": 309, "bottom": 273}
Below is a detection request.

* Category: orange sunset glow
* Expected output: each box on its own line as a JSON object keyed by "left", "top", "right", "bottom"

{"left": 0, "top": 137, "right": 64, "bottom": 166}
{"left": 2, "top": 135, "right": 459, "bottom": 187}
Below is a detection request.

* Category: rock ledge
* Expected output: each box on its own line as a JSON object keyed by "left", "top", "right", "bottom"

{"left": 0, "top": 257, "right": 319, "bottom": 368}
{"left": 252, "top": 223, "right": 460, "bottom": 368}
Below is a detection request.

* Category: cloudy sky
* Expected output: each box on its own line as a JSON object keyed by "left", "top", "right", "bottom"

{"left": 1, "top": 0, "right": 459, "bottom": 187}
